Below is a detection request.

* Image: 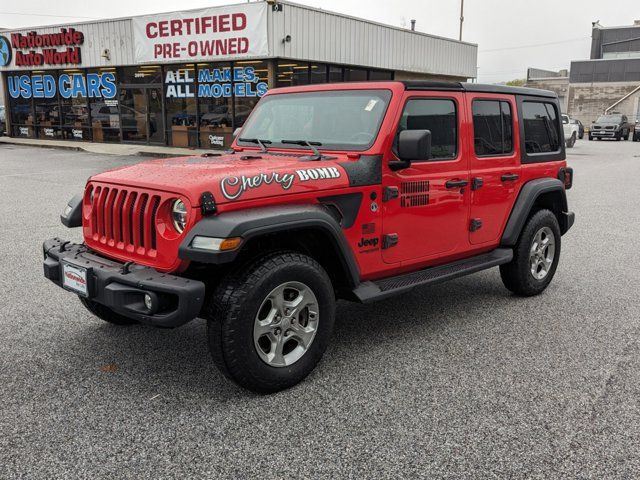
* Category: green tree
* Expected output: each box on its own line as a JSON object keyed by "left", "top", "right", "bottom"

{"left": 506, "top": 79, "right": 526, "bottom": 87}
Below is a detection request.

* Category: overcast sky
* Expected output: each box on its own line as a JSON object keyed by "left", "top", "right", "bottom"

{"left": 1, "top": 0, "right": 638, "bottom": 82}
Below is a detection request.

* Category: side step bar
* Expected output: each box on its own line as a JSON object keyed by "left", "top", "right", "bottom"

{"left": 352, "top": 248, "right": 513, "bottom": 303}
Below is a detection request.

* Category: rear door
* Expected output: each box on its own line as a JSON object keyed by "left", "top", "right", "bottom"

{"left": 466, "top": 93, "right": 521, "bottom": 245}
{"left": 382, "top": 91, "right": 471, "bottom": 264}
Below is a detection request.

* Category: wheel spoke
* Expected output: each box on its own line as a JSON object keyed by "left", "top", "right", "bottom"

{"left": 272, "top": 335, "right": 286, "bottom": 366}
{"left": 287, "top": 287, "right": 315, "bottom": 317}
{"left": 290, "top": 324, "right": 315, "bottom": 349}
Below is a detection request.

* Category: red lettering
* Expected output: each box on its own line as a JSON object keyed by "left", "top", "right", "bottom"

{"left": 233, "top": 13, "right": 246, "bottom": 31}
{"left": 146, "top": 23, "right": 158, "bottom": 38}
{"left": 218, "top": 14, "right": 230, "bottom": 32}
{"left": 158, "top": 21, "right": 169, "bottom": 37}
{"left": 170, "top": 19, "right": 183, "bottom": 36}
{"left": 154, "top": 43, "right": 162, "bottom": 57}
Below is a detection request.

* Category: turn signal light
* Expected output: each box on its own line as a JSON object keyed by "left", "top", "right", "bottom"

{"left": 191, "top": 236, "right": 242, "bottom": 251}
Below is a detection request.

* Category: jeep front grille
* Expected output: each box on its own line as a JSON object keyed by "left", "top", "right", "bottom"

{"left": 89, "top": 186, "right": 161, "bottom": 254}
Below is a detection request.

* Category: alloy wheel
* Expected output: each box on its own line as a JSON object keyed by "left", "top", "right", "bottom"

{"left": 253, "top": 281, "right": 319, "bottom": 367}
{"left": 529, "top": 226, "right": 556, "bottom": 280}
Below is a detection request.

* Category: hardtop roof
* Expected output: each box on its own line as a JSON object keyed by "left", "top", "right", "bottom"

{"left": 401, "top": 81, "right": 557, "bottom": 99}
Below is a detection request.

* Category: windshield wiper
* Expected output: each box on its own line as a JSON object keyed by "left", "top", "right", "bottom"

{"left": 238, "top": 137, "right": 272, "bottom": 153}
{"left": 281, "top": 139, "right": 323, "bottom": 160}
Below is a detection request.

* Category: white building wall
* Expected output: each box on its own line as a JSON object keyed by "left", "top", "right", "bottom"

{"left": 268, "top": 2, "right": 477, "bottom": 79}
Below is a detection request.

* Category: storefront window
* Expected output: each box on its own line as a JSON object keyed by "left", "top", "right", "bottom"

{"left": 7, "top": 81, "right": 34, "bottom": 137}
{"left": 369, "top": 69, "right": 394, "bottom": 80}
{"left": 33, "top": 71, "right": 61, "bottom": 140}
{"left": 310, "top": 64, "right": 328, "bottom": 84}
{"left": 88, "top": 68, "right": 120, "bottom": 143}
{"left": 328, "top": 65, "right": 343, "bottom": 83}
{"left": 344, "top": 67, "right": 367, "bottom": 81}
{"left": 197, "top": 62, "right": 233, "bottom": 149}
{"left": 165, "top": 64, "right": 197, "bottom": 147}
{"left": 277, "top": 61, "right": 309, "bottom": 87}
{"left": 232, "top": 60, "right": 269, "bottom": 131}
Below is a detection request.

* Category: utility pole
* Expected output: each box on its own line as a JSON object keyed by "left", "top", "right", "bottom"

{"left": 459, "top": 0, "right": 464, "bottom": 41}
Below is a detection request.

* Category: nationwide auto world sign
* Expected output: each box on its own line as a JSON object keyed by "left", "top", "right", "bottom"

{"left": 6, "top": 28, "right": 84, "bottom": 67}
{"left": 132, "top": 2, "right": 268, "bottom": 63}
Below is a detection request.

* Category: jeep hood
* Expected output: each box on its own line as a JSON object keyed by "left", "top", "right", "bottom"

{"left": 90, "top": 152, "right": 352, "bottom": 206}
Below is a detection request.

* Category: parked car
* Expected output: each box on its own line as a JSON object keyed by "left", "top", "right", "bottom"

{"left": 200, "top": 104, "right": 253, "bottom": 128}
{"left": 633, "top": 121, "right": 640, "bottom": 142}
{"left": 44, "top": 81, "right": 574, "bottom": 393}
{"left": 589, "top": 114, "right": 633, "bottom": 141}
{"left": 562, "top": 114, "right": 580, "bottom": 148}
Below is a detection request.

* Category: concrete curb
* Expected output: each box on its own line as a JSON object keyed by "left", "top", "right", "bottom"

{"left": 0, "top": 136, "right": 214, "bottom": 157}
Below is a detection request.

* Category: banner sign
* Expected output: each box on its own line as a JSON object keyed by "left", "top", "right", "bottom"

{"left": 7, "top": 73, "right": 117, "bottom": 99}
{"left": 132, "top": 3, "right": 268, "bottom": 63}
{"left": 165, "top": 66, "right": 267, "bottom": 98}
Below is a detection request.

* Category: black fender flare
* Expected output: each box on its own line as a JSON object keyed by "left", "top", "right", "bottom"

{"left": 60, "top": 193, "right": 83, "bottom": 228}
{"left": 179, "top": 204, "right": 361, "bottom": 287}
{"left": 501, "top": 178, "right": 571, "bottom": 246}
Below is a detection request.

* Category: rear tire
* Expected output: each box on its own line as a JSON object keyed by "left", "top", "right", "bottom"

{"left": 79, "top": 297, "right": 138, "bottom": 325}
{"left": 500, "top": 209, "right": 561, "bottom": 296}
{"left": 206, "top": 251, "right": 335, "bottom": 393}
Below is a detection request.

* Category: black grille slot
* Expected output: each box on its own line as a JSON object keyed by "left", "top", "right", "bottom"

{"left": 150, "top": 196, "right": 161, "bottom": 250}
{"left": 400, "top": 180, "right": 430, "bottom": 208}
{"left": 401, "top": 180, "right": 429, "bottom": 195}
{"left": 401, "top": 194, "right": 430, "bottom": 207}
{"left": 138, "top": 194, "right": 148, "bottom": 249}
{"left": 128, "top": 192, "right": 137, "bottom": 245}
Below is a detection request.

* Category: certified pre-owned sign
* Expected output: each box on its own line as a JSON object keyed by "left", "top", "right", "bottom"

{"left": 132, "top": 2, "right": 268, "bottom": 64}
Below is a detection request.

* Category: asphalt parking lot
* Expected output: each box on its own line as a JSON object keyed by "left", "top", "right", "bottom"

{"left": 1, "top": 139, "right": 639, "bottom": 478}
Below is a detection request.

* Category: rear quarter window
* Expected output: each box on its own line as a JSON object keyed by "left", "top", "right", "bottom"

{"left": 517, "top": 97, "right": 565, "bottom": 163}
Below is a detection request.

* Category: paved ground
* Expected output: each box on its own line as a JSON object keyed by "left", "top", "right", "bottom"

{"left": 1, "top": 140, "right": 639, "bottom": 479}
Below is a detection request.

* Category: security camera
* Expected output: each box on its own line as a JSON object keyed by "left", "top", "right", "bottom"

{"left": 101, "top": 49, "right": 111, "bottom": 60}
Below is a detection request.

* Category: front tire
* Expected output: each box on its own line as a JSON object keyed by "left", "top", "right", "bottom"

{"left": 79, "top": 297, "right": 138, "bottom": 325}
{"left": 500, "top": 209, "right": 561, "bottom": 296}
{"left": 207, "top": 252, "right": 335, "bottom": 393}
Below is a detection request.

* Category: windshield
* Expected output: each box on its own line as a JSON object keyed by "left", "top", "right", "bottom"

{"left": 596, "top": 115, "right": 622, "bottom": 123}
{"left": 237, "top": 90, "right": 392, "bottom": 151}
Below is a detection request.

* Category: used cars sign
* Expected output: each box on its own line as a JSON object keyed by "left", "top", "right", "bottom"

{"left": 132, "top": 3, "right": 268, "bottom": 63}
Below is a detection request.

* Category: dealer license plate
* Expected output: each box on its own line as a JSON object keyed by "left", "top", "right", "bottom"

{"left": 62, "top": 262, "right": 89, "bottom": 297}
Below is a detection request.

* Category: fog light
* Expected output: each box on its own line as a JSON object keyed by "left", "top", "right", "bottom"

{"left": 144, "top": 293, "right": 154, "bottom": 311}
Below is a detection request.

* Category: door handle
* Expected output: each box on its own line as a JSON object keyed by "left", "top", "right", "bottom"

{"left": 501, "top": 173, "right": 519, "bottom": 182}
{"left": 445, "top": 179, "right": 469, "bottom": 189}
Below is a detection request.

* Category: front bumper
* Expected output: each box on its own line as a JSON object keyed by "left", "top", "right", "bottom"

{"left": 590, "top": 130, "right": 617, "bottom": 137}
{"left": 43, "top": 238, "right": 205, "bottom": 327}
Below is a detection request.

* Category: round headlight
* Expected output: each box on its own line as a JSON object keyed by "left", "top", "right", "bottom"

{"left": 171, "top": 199, "right": 188, "bottom": 233}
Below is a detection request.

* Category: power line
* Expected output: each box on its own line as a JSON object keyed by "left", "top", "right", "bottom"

{"left": 479, "top": 37, "right": 590, "bottom": 53}
{"left": 0, "top": 11, "right": 98, "bottom": 20}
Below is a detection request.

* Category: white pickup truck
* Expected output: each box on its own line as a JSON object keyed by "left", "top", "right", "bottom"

{"left": 562, "top": 114, "right": 580, "bottom": 148}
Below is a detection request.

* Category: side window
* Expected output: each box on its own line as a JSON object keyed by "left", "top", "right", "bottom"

{"left": 397, "top": 98, "right": 457, "bottom": 160}
{"left": 472, "top": 100, "right": 513, "bottom": 156}
{"left": 522, "top": 101, "right": 560, "bottom": 154}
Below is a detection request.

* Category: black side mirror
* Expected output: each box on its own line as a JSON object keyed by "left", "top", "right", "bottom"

{"left": 390, "top": 129, "right": 432, "bottom": 171}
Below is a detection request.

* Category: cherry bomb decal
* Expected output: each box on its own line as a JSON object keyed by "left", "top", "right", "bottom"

{"left": 220, "top": 167, "right": 341, "bottom": 201}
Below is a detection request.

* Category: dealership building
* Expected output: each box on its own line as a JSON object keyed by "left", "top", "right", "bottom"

{"left": 0, "top": 1, "right": 477, "bottom": 149}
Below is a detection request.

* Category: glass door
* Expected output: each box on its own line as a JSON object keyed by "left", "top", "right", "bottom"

{"left": 120, "top": 87, "right": 165, "bottom": 144}
{"left": 147, "top": 87, "right": 164, "bottom": 145}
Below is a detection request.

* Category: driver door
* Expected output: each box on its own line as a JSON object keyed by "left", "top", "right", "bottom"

{"left": 382, "top": 91, "right": 471, "bottom": 264}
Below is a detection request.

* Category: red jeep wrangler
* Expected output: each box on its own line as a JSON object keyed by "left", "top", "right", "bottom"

{"left": 44, "top": 81, "right": 574, "bottom": 392}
